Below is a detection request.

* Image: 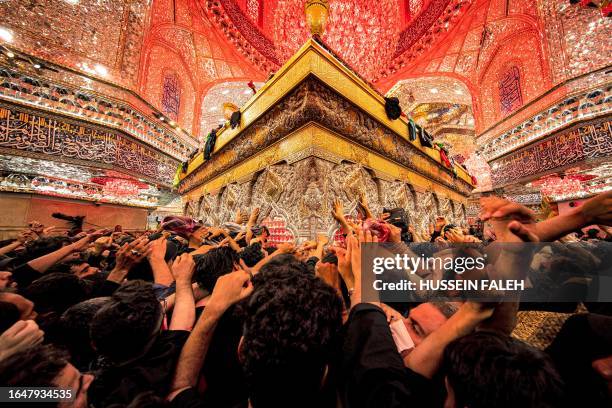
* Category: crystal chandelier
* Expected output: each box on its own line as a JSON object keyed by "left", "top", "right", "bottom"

{"left": 274, "top": 0, "right": 401, "bottom": 80}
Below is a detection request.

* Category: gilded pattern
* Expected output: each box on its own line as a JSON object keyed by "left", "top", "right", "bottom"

{"left": 490, "top": 119, "right": 612, "bottom": 187}
{"left": 185, "top": 157, "right": 467, "bottom": 241}
{"left": 179, "top": 77, "right": 472, "bottom": 195}
{"left": 0, "top": 102, "right": 179, "bottom": 186}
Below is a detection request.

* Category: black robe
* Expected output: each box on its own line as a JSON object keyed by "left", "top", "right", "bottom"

{"left": 340, "top": 303, "right": 436, "bottom": 408}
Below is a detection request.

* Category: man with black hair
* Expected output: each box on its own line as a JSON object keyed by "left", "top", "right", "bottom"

{"left": 381, "top": 302, "right": 459, "bottom": 344}
{"left": 89, "top": 280, "right": 189, "bottom": 407}
{"left": 238, "top": 243, "right": 265, "bottom": 267}
{"left": 194, "top": 246, "right": 239, "bottom": 292}
{"left": 8, "top": 230, "right": 107, "bottom": 289}
{"left": 0, "top": 300, "right": 20, "bottom": 333}
{"left": 21, "top": 272, "right": 92, "bottom": 346}
{"left": 51, "top": 212, "right": 86, "bottom": 236}
{"left": 0, "top": 290, "right": 37, "bottom": 321}
{"left": 58, "top": 297, "right": 111, "bottom": 371}
{"left": 240, "top": 261, "right": 343, "bottom": 408}
{"left": 17, "top": 236, "right": 72, "bottom": 264}
{"left": 0, "top": 344, "right": 94, "bottom": 408}
{"left": 443, "top": 331, "right": 566, "bottom": 408}
{"left": 23, "top": 273, "right": 89, "bottom": 316}
{"left": 47, "top": 257, "right": 100, "bottom": 278}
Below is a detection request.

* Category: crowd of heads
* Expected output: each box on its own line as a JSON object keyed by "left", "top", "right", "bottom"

{"left": 0, "top": 191, "right": 610, "bottom": 407}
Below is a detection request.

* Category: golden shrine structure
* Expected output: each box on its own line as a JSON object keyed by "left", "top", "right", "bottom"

{"left": 178, "top": 38, "right": 475, "bottom": 239}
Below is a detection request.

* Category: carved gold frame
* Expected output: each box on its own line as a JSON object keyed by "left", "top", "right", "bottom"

{"left": 182, "top": 123, "right": 468, "bottom": 204}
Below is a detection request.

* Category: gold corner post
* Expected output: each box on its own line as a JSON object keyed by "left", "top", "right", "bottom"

{"left": 305, "top": 0, "right": 330, "bottom": 36}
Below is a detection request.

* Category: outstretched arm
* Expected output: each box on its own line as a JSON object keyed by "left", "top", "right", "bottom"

{"left": 480, "top": 191, "right": 612, "bottom": 242}
{"left": 403, "top": 302, "right": 494, "bottom": 378}
{"left": 331, "top": 198, "right": 353, "bottom": 236}
{"left": 245, "top": 207, "right": 260, "bottom": 244}
{"left": 358, "top": 192, "right": 374, "bottom": 220}
{"left": 168, "top": 254, "right": 196, "bottom": 331}
{"left": 27, "top": 229, "right": 107, "bottom": 273}
{"left": 146, "top": 238, "right": 175, "bottom": 286}
{"left": 251, "top": 242, "right": 295, "bottom": 273}
{"left": 309, "top": 234, "right": 328, "bottom": 260}
{"left": 534, "top": 192, "right": 611, "bottom": 241}
{"left": 168, "top": 268, "right": 253, "bottom": 400}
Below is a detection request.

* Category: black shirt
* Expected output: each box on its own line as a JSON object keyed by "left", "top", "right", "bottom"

{"left": 89, "top": 330, "right": 189, "bottom": 407}
{"left": 10, "top": 262, "right": 42, "bottom": 289}
{"left": 198, "top": 306, "right": 249, "bottom": 408}
{"left": 340, "top": 303, "right": 434, "bottom": 408}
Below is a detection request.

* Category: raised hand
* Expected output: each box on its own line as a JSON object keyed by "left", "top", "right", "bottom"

{"left": 479, "top": 196, "right": 536, "bottom": 224}
{"left": 41, "top": 226, "right": 56, "bottom": 236}
{"left": 248, "top": 207, "right": 260, "bottom": 224}
{"left": 347, "top": 233, "right": 364, "bottom": 306}
{"left": 208, "top": 226, "right": 227, "bottom": 238}
{"left": 315, "top": 261, "right": 340, "bottom": 290}
{"left": 331, "top": 198, "right": 345, "bottom": 222}
{"left": 0, "top": 320, "right": 44, "bottom": 361}
{"left": 172, "top": 253, "right": 195, "bottom": 283}
{"left": 17, "top": 229, "right": 37, "bottom": 244}
{"left": 463, "top": 234, "right": 482, "bottom": 243}
{"left": 28, "top": 221, "right": 44, "bottom": 234}
{"left": 316, "top": 233, "right": 329, "bottom": 246}
{"left": 358, "top": 191, "right": 374, "bottom": 220}
{"left": 94, "top": 236, "right": 113, "bottom": 253}
{"left": 70, "top": 229, "right": 110, "bottom": 252}
{"left": 207, "top": 268, "right": 253, "bottom": 313}
{"left": 379, "top": 303, "right": 404, "bottom": 324}
{"left": 234, "top": 208, "right": 248, "bottom": 225}
{"left": 434, "top": 217, "right": 447, "bottom": 231}
{"left": 109, "top": 236, "right": 150, "bottom": 280}
{"left": 434, "top": 236, "right": 447, "bottom": 244}
{"left": 147, "top": 237, "right": 167, "bottom": 261}
{"left": 330, "top": 246, "right": 354, "bottom": 290}
{"left": 300, "top": 240, "right": 317, "bottom": 251}
{"left": 445, "top": 227, "right": 469, "bottom": 243}
{"left": 505, "top": 220, "right": 540, "bottom": 243}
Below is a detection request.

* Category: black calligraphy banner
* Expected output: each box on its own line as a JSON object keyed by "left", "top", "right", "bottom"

{"left": 0, "top": 103, "right": 178, "bottom": 185}
{"left": 491, "top": 119, "right": 612, "bottom": 187}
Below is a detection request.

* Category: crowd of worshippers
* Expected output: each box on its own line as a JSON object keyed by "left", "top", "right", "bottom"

{"left": 0, "top": 191, "right": 611, "bottom": 408}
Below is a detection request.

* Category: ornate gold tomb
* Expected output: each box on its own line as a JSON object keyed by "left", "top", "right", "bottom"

{"left": 179, "top": 39, "right": 474, "bottom": 238}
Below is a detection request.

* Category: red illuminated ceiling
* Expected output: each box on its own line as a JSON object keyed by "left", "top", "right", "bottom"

{"left": 198, "top": 0, "right": 472, "bottom": 82}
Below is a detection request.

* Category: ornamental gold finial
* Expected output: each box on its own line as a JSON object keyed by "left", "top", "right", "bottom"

{"left": 305, "top": 0, "right": 329, "bottom": 36}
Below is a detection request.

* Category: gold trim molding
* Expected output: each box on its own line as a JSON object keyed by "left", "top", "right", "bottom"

{"left": 182, "top": 123, "right": 468, "bottom": 204}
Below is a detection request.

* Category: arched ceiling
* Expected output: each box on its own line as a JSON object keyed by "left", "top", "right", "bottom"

{"left": 0, "top": 0, "right": 478, "bottom": 93}
{"left": 197, "top": 0, "right": 474, "bottom": 84}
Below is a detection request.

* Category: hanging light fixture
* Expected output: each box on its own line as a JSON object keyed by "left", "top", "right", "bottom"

{"left": 305, "top": 0, "right": 330, "bottom": 36}
{"left": 274, "top": 0, "right": 401, "bottom": 79}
